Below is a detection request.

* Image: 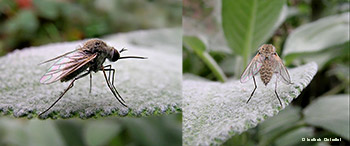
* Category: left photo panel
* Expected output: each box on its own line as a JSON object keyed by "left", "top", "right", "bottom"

{"left": 0, "top": 0, "right": 182, "bottom": 146}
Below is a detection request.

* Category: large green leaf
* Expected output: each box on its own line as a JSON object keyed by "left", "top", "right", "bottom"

{"left": 0, "top": 28, "right": 181, "bottom": 119}
{"left": 283, "top": 12, "right": 349, "bottom": 59}
{"left": 274, "top": 127, "right": 314, "bottom": 146}
{"left": 303, "top": 94, "right": 350, "bottom": 140}
{"left": 122, "top": 115, "right": 182, "bottom": 146}
{"left": 0, "top": 118, "right": 65, "bottom": 146}
{"left": 222, "top": 0, "right": 285, "bottom": 65}
{"left": 183, "top": 62, "right": 317, "bottom": 146}
{"left": 257, "top": 106, "right": 311, "bottom": 146}
{"left": 83, "top": 120, "right": 122, "bottom": 146}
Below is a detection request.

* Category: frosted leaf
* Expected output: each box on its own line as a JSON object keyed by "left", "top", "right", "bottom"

{"left": 183, "top": 62, "right": 317, "bottom": 146}
{"left": 0, "top": 28, "right": 182, "bottom": 119}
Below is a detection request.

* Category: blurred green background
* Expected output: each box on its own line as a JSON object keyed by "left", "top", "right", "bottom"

{"left": 183, "top": 0, "right": 349, "bottom": 145}
{"left": 0, "top": 0, "right": 182, "bottom": 146}
{"left": 0, "top": 0, "right": 181, "bottom": 56}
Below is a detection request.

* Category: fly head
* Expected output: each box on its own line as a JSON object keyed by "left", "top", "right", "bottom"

{"left": 108, "top": 48, "right": 120, "bottom": 62}
{"left": 258, "top": 44, "right": 277, "bottom": 61}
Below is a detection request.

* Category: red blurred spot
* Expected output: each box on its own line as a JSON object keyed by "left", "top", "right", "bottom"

{"left": 16, "top": 0, "right": 32, "bottom": 9}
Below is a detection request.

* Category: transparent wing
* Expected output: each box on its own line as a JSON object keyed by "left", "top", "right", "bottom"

{"left": 240, "top": 55, "right": 262, "bottom": 83}
{"left": 40, "top": 51, "right": 97, "bottom": 84}
{"left": 273, "top": 54, "right": 291, "bottom": 84}
{"left": 38, "top": 49, "right": 78, "bottom": 65}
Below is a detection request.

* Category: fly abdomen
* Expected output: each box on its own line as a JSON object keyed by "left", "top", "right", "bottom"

{"left": 259, "top": 61, "right": 274, "bottom": 86}
{"left": 61, "top": 65, "right": 89, "bottom": 82}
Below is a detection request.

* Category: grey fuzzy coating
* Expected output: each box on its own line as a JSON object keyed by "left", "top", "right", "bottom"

{"left": 183, "top": 62, "right": 317, "bottom": 146}
{"left": 0, "top": 28, "right": 182, "bottom": 119}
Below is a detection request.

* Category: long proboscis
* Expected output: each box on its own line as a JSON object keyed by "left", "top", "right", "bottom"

{"left": 119, "top": 56, "right": 147, "bottom": 59}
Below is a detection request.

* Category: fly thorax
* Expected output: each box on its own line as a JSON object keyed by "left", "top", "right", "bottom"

{"left": 90, "top": 53, "right": 108, "bottom": 72}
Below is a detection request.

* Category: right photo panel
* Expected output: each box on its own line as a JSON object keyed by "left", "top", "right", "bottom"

{"left": 183, "top": 0, "right": 349, "bottom": 146}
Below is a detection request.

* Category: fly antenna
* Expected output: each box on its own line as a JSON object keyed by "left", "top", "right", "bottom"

{"left": 119, "top": 56, "right": 147, "bottom": 59}
{"left": 120, "top": 48, "right": 127, "bottom": 53}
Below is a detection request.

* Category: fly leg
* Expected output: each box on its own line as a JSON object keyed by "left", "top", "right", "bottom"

{"left": 89, "top": 72, "right": 92, "bottom": 94}
{"left": 39, "top": 71, "right": 90, "bottom": 117}
{"left": 101, "top": 66, "right": 128, "bottom": 107}
{"left": 103, "top": 66, "right": 124, "bottom": 102}
{"left": 246, "top": 76, "right": 257, "bottom": 103}
{"left": 104, "top": 65, "right": 115, "bottom": 86}
{"left": 275, "top": 75, "right": 283, "bottom": 107}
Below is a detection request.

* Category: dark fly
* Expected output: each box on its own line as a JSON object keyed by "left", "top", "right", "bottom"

{"left": 39, "top": 39, "right": 146, "bottom": 116}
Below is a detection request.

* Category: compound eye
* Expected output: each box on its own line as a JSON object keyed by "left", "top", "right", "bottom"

{"left": 111, "top": 49, "right": 120, "bottom": 62}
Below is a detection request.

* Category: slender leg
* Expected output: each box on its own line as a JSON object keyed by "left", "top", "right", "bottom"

{"left": 104, "top": 68, "right": 123, "bottom": 103}
{"left": 103, "top": 68, "right": 122, "bottom": 103}
{"left": 105, "top": 65, "right": 112, "bottom": 82}
{"left": 89, "top": 72, "right": 92, "bottom": 94}
{"left": 103, "top": 65, "right": 115, "bottom": 86}
{"left": 246, "top": 76, "right": 257, "bottom": 104}
{"left": 39, "top": 72, "right": 90, "bottom": 117}
{"left": 101, "top": 67, "right": 128, "bottom": 107}
{"left": 275, "top": 75, "right": 283, "bottom": 107}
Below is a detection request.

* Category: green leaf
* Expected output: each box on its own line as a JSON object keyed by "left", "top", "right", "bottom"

{"left": 222, "top": 0, "right": 285, "bottom": 65}
{"left": 55, "top": 120, "right": 85, "bottom": 146}
{"left": 275, "top": 127, "right": 314, "bottom": 146}
{"left": 33, "top": 0, "right": 59, "bottom": 20}
{"left": 257, "top": 106, "right": 308, "bottom": 146}
{"left": 183, "top": 36, "right": 227, "bottom": 82}
{"left": 258, "top": 106, "right": 302, "bottom": 140}
{"left": 183, "top": 62, "right": 318, "bottom": 146}
{"left": 303, "top": 94, "right": 350, "bottom": 140}
{"left": 0, "top": 28, "right": 181, "bottom": 119}
{"left": 283, "top": 12, "right": 349, "bottom": 58}
{"left": 284, "top": 43, "right": 348, "bottom": 69}
{"left": 122, "top": 115, "right": 182, "bottom": 146}
{"left": 0, "top": 118, "right": 65, "bottom": 146}
{"left": 84, "top": 120, "right": 122, "bottom": 146}
{"left": 4, "top": 10, "right": 39, "bottom": 35}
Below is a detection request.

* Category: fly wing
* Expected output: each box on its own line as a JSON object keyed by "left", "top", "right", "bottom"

{"left": 40, "top": 51, "right": 97, "bottom": 84}
{"left": 38, "top": 49, "right": 78, "bottom": 65}
{"left": 240, "top": 55, "right": 262, "bottom": 83}
{"left": 273, "top": 54, "right": 292, "bottom": 84}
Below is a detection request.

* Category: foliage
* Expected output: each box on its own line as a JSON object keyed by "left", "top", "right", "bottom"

{"left": 0, "top": 114, "right": 181, "bottom": 146}
{"left": 0, "top": 0, "right": 182, "bottom": 56}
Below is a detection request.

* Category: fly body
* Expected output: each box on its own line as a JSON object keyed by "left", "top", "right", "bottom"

{"left": 240, "top": 44, "right": 292, "bottom": 106}
{"left": 260, "top": 59, "right": 274, "bottom": 85}
{"left": 39, "top": 39, "right": 147, "bottom": 117}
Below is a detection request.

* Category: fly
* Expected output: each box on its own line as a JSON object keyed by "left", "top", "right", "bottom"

{"left": 240, "top": 44, "right": 292, "bottom": 106}
{"left": 39, "top": 39, "right": 147, "bottom": 116}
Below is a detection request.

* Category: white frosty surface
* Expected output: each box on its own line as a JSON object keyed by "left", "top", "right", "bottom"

{"left": 183, "top": 62, "right": 317, "bottom": 146}
{"left": 0, "top": 28, "right": 182, "bottom": 119}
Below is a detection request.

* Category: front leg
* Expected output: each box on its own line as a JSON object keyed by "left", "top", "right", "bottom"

{"left": 100, "top": 66, "right": 127, "bottom": 107}
{"left": 103, "top": 65, "right": 116, "bottom": 86}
